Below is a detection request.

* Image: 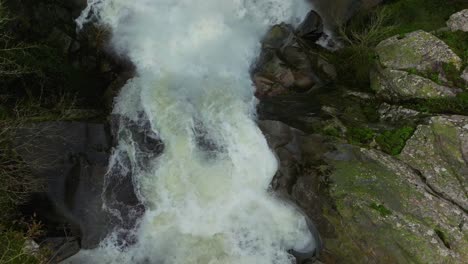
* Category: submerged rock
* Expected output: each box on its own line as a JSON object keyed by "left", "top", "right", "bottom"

{"left": 447, "top": 9, "right": 468, "bottom": 32}
{"left": 400, "top": 115, "right": 468, "bottom": 211}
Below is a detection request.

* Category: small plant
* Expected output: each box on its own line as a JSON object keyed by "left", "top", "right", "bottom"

{"left": 370, "top": 202, "right": 392, "bottom": 217}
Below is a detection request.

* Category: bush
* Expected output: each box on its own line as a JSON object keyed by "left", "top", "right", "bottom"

{"left": 330, "top": 7, "right": 395, "bottom": 87}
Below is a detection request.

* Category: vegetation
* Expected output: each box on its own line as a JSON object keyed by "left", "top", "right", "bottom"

{"left": 330, "top": 0, "right": 468, "bottom": 88}
{"left": 376, "top": 126, "right": 415, "bottom": 156}
{"left": 0, "top": 220, "right": 49, "bottom": 264}
{"left": 369, "top": 202, "right": 392, "bottom": 217}
{"left": 346, "top": 127, "right": 375, "bottom": 145}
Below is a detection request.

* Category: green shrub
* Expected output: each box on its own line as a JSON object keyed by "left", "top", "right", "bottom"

{"left": 331, "top": 7, "right": 395, "bottom": 87}
{"left": 376, "top": 126, "right": 415, "bottom": 156}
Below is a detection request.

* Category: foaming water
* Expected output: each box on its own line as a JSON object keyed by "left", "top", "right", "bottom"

{"left": 69, "top": 1, "right": 314, "bottom": 263}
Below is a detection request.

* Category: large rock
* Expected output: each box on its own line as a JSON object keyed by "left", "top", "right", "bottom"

{"left": 14, "top": 122, "right": 113, "bottom": 249}
{"left": 253, "top": 13, "right": 335, "bottom": 98}
{"left": 371, "top": 68, "right": 460, "bottom": 101}
{"left": 447, "top": 9, "right": 468, "bottom": 32}
{"left": 296, "top": 10, "right": 324, "bottom": 43}
{"left": 376, "top": 30, "right": 462, "bottom": 72}
{"left": 260, "top": 120, "right": 468, "bottom": 263}
{"left": 400, "top": 115, "right": 468, "bottom": 211}
{"left": 372, "top": 30, "right": 463, "bottom": 101}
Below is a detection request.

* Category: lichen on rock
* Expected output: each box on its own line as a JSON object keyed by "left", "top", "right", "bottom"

{"left": 400, "top": 115, "right": 468, "bottom": 211}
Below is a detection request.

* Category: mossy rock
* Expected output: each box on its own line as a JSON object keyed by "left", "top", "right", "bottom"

{"left": 376, "top": 30, "right": 462, "bottom": 72}
{"left": 322, "top": 146, "right": 468, "bottom": 263}
{"left": 371, "top": 68, "right": 460, "bottom": 101}
{"left": 400, "top": 115, "right": 468, "bottom": 210}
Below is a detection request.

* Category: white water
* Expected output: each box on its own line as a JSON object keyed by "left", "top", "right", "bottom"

{"left": 70, "top": 1, "right": 314, "bottom": 263}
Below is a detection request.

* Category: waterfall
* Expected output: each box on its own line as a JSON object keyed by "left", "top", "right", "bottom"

{"left": 69, "top": 1, "right": 315, "bottom": 263}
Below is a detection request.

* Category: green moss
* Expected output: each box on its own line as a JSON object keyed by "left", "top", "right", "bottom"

{"left": 376, "top": 126, "right": 416, "bottom": 156}
{"left": 346, "top": 127, "right": 375, "bottom": 145}
{"left": 370, "top": 202, "right": 392, "bottom": 217}
{"left": 323, "top": 127, "right": 341, "bottom": 137}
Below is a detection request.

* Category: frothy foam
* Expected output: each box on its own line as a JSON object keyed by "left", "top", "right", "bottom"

{"left": 69, "top": 1, "right": 314, "bottom": 263}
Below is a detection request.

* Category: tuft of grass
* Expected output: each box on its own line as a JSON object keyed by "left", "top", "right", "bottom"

{"left": 369, "top": 202, "right": 392, "bottom": 217}
{"left": 376, "top": 126, "right": 415, "bottom": 156}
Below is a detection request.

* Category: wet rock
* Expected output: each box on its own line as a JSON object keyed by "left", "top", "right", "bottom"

{"left": 14, "top": 122, "right": 112, "bottom": 249}
{"left": 261, "top": 23, "right": 293, "bottom": 50}
{"left": 253, "top": 10, "right": 335, "bottom": 98}
{"left": 296, "top": 10, "right": 324, "bottom": 43}
{"left": 371, "top": 68, "right": 460, "bottom": 101}
{"left": 447, "top": 9, "right": 468, "bottom": 32}
{"left": 376, "top": 30, "right": 462, "bottom": 72}
{"left": 42, "top": 237, "right": 80, "bottom": 263}
{"left": 400, "top": 115, "right": 468, "bottom": 211}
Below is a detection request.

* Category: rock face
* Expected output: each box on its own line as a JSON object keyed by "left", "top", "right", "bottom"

{"left": 400, "top": 115, "right": 468, "bottom": 211}
{"left": 260, "top": 120, "right": 468, "bottom": 263}
{"left": 447, "top": 9, "right": 468, "bottom": 32}
{"left": 14, "top": 122, "right": 113, "bottom": 249}
{"left": 372, "top": 30, "right": 463, "bottom": 101}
